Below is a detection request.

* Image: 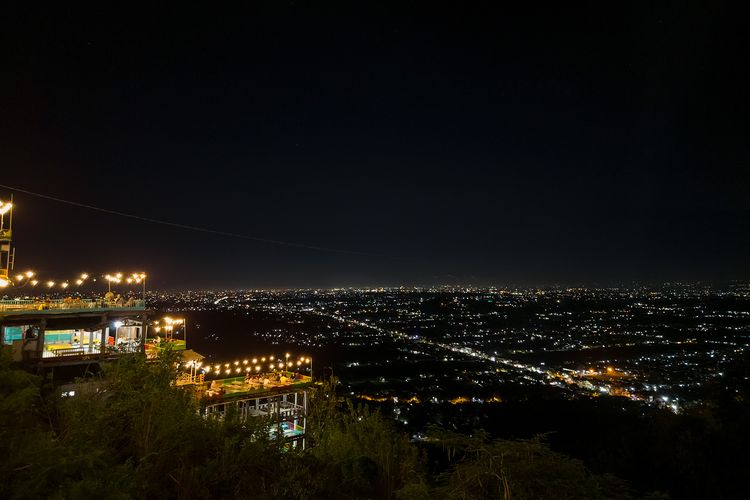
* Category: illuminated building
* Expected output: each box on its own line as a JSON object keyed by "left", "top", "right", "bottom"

{"left": 0, "top": 195, "right": 148, "bottom": 366}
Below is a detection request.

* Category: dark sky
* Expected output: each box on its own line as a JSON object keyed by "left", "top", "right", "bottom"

{"left": 2, "top": 3, "right": 748, "bottom": 288}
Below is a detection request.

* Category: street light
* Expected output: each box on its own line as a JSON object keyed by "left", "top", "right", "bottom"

{"left": 133, "top": 272, "right": 146, "bottom": 301}
{"left": 0, "top": 200, "right": 12, "bottom": 230}
{"left": 11, "top": 271, "right": 36, "bottom": 288}
{"left": 105, "top": 274, "right": 120, "bottom": 292}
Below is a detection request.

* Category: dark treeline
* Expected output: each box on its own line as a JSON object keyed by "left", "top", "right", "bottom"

{"left": 1, "top": 351, "right": 747, "bottom": 499}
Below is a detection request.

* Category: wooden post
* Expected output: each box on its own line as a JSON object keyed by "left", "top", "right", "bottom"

{"left": 37, "top": 318, "right": 46, "bottom": 360}
{"left": 100, "top": 315, "right": 108, "bottom": 359}
{"left": 141, "top": 315, "right": 148, "bottom": 355}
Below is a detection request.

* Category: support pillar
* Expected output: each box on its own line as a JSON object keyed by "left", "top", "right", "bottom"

{"left": 36, "top": 318, "right": 46, "bottom": 360}
{"left": 142, "top": 316, "right": 149, "bottom": 355}
{"left": 100, "top": 314, "right": 108, "bottom": 359}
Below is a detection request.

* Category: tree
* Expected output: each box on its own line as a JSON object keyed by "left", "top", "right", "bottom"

{"left": 431, "top": 429, "right": 635, "bottom": 500}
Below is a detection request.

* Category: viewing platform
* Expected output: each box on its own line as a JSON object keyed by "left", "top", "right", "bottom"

{"left": 197, "top": 373, "right": 312, "bottom": 445}
{"left": 199, "top": 373, "right": 312, "bottom": 401}
{"left": 0, "top": 297, "right": 149, "bottom": 366}
{"left": 0, "top": 298, "right": 145, "bottom": 315}
{"left": 175, "top": 354, "right": 314, "bottom": 447}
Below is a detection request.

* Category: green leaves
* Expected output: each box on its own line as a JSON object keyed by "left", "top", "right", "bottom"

{"left": 0, "top": 356, "right": 641, "bottom": 499}
{"left": 431, "top": 430, "right": 634, "bottom": 500}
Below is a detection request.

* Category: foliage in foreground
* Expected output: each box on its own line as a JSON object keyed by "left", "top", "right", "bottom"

{"left": 431, "top": 429, "right": 647, "bottom": 500}
{"left": 0, "top": 351, "right": 640, "bottom": 499}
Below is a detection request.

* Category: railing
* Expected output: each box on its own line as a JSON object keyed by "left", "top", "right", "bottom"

{"left": 50, "top": 347, "right": 86, "bottom": 357}
{"left": 0, "top": 298, "right": 146, "bottom": 313}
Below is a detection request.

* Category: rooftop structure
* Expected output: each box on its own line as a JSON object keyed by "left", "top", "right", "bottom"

{"left": 1, "top": 300, "right": 148, "bottom": 365}
{"left": 0, "top": 195, "right": 151, "bottom": 367}
{"left": 177, "top": 353, "right": 314, "bottom": 447}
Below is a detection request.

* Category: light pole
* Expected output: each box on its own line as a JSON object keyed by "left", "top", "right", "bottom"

{"left": 132, "top": 272, "right": 146, "bottom": 302}
{"left": 105, "top": 274, "right": 121, "bottom": 293}
{"left": 0, "top": 199, "right": 11, "bottom": 231}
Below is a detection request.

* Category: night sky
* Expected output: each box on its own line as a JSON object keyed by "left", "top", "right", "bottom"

{"left": 2, "top": 3, "right": 748, "bottom": 289}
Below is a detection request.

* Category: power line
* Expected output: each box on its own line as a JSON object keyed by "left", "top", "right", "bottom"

{"left": 0, "top": 183, "right": 382, "bottom": 257}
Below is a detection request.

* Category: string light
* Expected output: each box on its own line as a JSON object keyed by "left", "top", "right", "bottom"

{"left": 199, "top": 353, "right": 311, "bottom": 379}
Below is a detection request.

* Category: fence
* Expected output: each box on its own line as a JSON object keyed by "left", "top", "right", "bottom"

{"left": 0, "top": 298, "right": 146, "bottom": 313}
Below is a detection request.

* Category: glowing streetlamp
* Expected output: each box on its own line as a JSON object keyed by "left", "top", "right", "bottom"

{"left": 105, "top": 274, "right": 120, "bottom": 292}
{"left": 133, "top": 272, "right": 146, "bottom": 301}
{"left": 10, "top": 271, "right": 36, "bottom": 288}
{"left": 0, "top": 200, "right": 12, "bottom": 230}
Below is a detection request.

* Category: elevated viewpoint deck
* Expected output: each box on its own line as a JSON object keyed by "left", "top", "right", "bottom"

{"left": 0, "top": 298, "right": 148, "bottom": 366}
{"left": 200, "top": 374, "right": 312, "bottom": 401}
{"left": 0, "top": 298, "right": 145, "bottom": 316}
{"left": 195, "top": 374, "right": 313, "bottom": 447}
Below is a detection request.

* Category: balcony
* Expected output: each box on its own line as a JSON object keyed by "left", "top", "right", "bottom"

{"left": 0, "top": 298, "right": 146, "bottom": 316}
